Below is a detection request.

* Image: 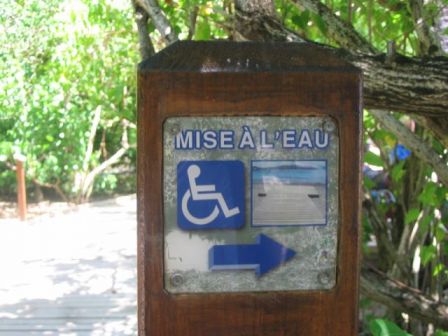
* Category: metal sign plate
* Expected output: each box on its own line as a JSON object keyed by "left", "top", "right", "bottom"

{"left": 163, "top": 117, "right": 339, "bottom": 293}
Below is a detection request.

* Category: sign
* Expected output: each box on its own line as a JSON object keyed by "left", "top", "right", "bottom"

{"left": 163, "top": 116, "right": 339, "bottom": 293}
{"left": 138, "top": 41, "right": 362, "bottom": 336}
{"left": 177, "top": 160, "right": 245, "bottom": 230}
{"left": 209, "top": 234, "right": 296, "bottom": 277}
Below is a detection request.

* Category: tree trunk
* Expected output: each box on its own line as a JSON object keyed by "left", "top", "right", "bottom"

{"left": 232, "top": 0, "right": 448, "bottom": 140}
{"left": 361, "top": 265, "right": 448, "bottom": 330}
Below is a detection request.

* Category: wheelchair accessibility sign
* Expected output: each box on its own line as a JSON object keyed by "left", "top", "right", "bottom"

{"left": 177, "top": 160, "right": 245, "bottom": 230}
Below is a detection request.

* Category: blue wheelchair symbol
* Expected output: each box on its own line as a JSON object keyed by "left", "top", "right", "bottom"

{"left": 177, "top": 161, "right": 245, "bottom": 230}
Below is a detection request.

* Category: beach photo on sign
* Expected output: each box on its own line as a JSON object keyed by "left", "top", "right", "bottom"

{"left": 251, "top": 160, "right": 327, "bottom": 226}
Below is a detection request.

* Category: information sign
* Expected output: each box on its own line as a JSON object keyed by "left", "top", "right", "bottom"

{"left": 163, "top": 116, "right": 339, "bottom": 293}
{"left": 138, "top": 40, "right": 362, "bottom": 336}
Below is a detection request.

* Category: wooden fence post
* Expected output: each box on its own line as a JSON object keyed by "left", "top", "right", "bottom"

{"left": 14, "top": 154, "right": 27, "bottom": 221}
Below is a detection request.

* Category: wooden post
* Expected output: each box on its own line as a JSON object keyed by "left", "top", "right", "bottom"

{"left": 138, "top": 41, "right": 362, "bottom": 336}
{"left": 15, "top": 154, "right": 27, "bottom": 221}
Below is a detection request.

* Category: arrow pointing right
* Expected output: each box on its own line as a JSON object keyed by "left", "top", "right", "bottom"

{"left": 208, "top": 234, "right": 296, "bottom": 277}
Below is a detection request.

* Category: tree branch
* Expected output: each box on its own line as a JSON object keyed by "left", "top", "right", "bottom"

{"left": 80, "top": 120, "right": 133, "bottom": 201}
{"left": 133, "top": 2, "right": 155, "bottom": 60}
{"left": 186, "top": 5, "right": 199, "bottom": 40}
{"left": 363, "top": 199, "right": 398, "bottom": 270}
{"left": 408, "top": 0, "right": 444, "bottom": 56}
{"left": 377, "top": 0, "right": 407, "bottom": 12}
{"left": 73, "top": 106, "right": 102, "bottom": 198}
{"left": 82, "top": 106, "right": 102, "bottom": 174}
{"left": 290, "top": 0, "right": 376, "bottom": 54}
{"left": 286, "top": 0, "right": 448, "bottom": 121}
{"left": 412, "top": 115, "right": 448, "bottom": 149}
{"left": 135, "top": 0, "right": 178, "bottom": 44}
{"left": 361, "top": 265, "right": 448, "bottom": 330}
{"left": 233, "top": 1, "right": 448, "bottom": 122}
{"left": 287, "top": 1, "right": 448, "bottom": 124}
{"left": 235, "top": 0, "right": 276, "bottom": 15}
{"left": 369, "top": 109, "right": 448, "bottom": 186}
{"left": 234, "top": 0, "right": 306, "bottom": 42}
{"left": 339, "top": 49, "right": 448, "bottom": 119}
{"left": 32, "top": 178, "right": 70, "bottom": 203}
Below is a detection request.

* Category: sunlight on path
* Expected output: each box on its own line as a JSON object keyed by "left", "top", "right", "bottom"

{"left": 0, "top": 195, "right": 137, "bottom": 335}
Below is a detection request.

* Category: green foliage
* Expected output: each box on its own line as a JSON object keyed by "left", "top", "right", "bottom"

{"left": 364, "top": 151, "right": 384, "bottom": 168}
{"left": 420, "top": 245, "right": 437, "bottom": 266}
{"left": 276, "top": 0, "right": 423, "bottom": 54}
{"left": 93, "top": 173, "right": 118, "bottom": 194}
{"left": 158, "top": 1, "right": 228, "bottom": 41}
{"left": 391, "top": 161, "right": 405, "bottom": 183}
{"left": 1, "top": 0, "right": 447, "bottom": 334}
{"left": 404, "top": 208, "right": 420, "bottom": 225}
{"left": 369, "top": 319, "right": 412, "bottom": 336}
{"left": 0, "top": 0, "right": 138, "bottom": 200}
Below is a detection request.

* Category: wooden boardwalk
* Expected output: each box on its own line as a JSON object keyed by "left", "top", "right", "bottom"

{"left": 0, "top": 195, "right": 137, "bottom": 335}
{"left": 252, "top": 184, "right": 326, "bottom": 225}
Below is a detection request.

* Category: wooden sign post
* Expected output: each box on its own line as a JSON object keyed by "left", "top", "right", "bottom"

{"left": 14, "top": 153, "right": 27, "bottom": 221}
{"left": 138, "top": 41, "right": 362, "bottom": 336}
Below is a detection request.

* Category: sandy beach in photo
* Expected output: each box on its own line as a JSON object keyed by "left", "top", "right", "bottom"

{"left": 252, "top": 183, "right": 326, "bottom": 225}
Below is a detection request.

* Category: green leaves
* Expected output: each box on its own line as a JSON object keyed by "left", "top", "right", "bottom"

{"left": 291, "top": 10, "right": 310, "bottom": 30}
{"left": 418, "top": 182, "right": 447, "bottom": 207}
{"left": 0, "top": 0, "right": 138, "bottom": 199}
{"left": 312, "top": 14, "right": 327, "bottom": 34}
{"left": 369, "top": 319, "right": 412, "bottom": 336}
{"left": 364, "top": 151, "right": 384, "bottom": 168}
{"left": 404, "top": 208, "right": 420, "bottom": 225}
{"left": 196, "top": 18, "right": 211, "bottom": 40}
{"left": 420, "top": 245, "right": 437, "bottom": 266}
{"left": 391, "top": 161, "right": 405, "bottom": 182}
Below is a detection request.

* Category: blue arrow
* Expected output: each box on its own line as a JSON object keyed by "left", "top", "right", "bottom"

{"left": 208, "top": 234, "right": 296, "bottom": 277}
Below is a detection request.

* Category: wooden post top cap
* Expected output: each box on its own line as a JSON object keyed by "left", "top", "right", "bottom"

{"left": 139, "top": 40, "right": 361, "bottom": 73}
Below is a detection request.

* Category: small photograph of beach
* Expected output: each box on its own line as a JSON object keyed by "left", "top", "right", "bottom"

{"left": 251, "top": 160, "right": 327, "bottom": 226}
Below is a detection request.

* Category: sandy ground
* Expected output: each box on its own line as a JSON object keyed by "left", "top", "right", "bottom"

{"left": 252, "top": 184, "right": 326, "bottom": 225}
{"left": 0, "top": 200, "right": 78, "bottom": 221}
{"left": 0, "top": 195, "right": 137, "bottom": 335}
